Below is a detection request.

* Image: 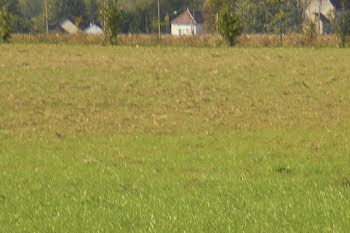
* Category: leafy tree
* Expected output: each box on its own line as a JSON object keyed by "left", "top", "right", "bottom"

{"left": 234, "top": 0, "right": 302, "bottom": 35}
{"left": 0, "top": 2, "right": 11, "bottom": 42}
{"left": 218, "top": 4, "right": 242, "bottom": 46}
{"left": 21, "top": 0, "right": 42, "bottom": 18}
{"left": 203, "top": 0, "right": 230, "bottom": 33}
{"left": 303, "top": 19, "right": 317, "bottom": 45}
{"left": 49, "top": 0, "right": 87, "bottom": 26}
{"left": 235, "top": 0, "right": 270, "bottom": 33}
{"left": 104, "top": 0, "right": 122, "bottom": 45}
{"left": 85, "top": 0, "right": 100, "bottom": 24}
{"left": 0, "top": 0, "right": 30, "bottom": 33}
{"left": 266, "top": 0, "right": 285, "bottom": 43}
{"left": 329, "top": 0, "right": 350, "bottom": 47}
{"left": 333, "top": 14, "right": 350, "bottom": 47}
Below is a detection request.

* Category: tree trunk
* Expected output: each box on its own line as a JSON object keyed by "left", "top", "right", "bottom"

{"left": 44, "top": 0, "right": 48, "bottom": 35}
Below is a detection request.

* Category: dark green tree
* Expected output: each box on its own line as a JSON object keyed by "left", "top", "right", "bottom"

{"left": 85, "top": 0, "right": 100, "bottom": 23}
{"left": 332, "top": 0, "right": 350, "bottom": 47}
{"left": 49, "top": 0, "right": 87, "bottom": 26}
{"left": 21, "top": 0, "right": 42, "bottom": 18}
{"left": 0, "top": 2, "right": 11, "bottom": 42}
{"left": 105, "top": 0, "right": 122, "bottom": 45}
{"left": 266, "top": 0, "right": 285, "bottom": 43}
{"left": 234, "top": 0, "right": 303, "bottom": 34}
{"left": 203, "top": 0, "right": 235, "bottom": 33}
{"left": 218, "top": 4, "right": 242, "bottom": 46}
{"left": 0, "top": 0, "right": 30, "bottom": 33}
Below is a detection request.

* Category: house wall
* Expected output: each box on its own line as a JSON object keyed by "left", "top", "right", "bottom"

{"left": 305, "top": 0, "right": 336, "bottom": 34}
{"left": 305, "top": 0, "right": 335, "bottom": 19}
{"left": 307, "top": 18, "right": 334, "bottom": 34}
{"left": 171, "top": 24, "right": 205, "bottom": 35}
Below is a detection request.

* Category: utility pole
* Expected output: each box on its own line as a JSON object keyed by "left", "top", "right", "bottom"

{"left": 104, "top": 0, "right": 107, "bottom": 32}
{"left": 44, "top": 0, "right": 48, "bottom": 35}
{"left": 215, "top": 12, "right": 219, "bottom": 34}
{"left": 318, "top": 0, "right": 321, "bottom": 34}
{"left": 158, "top": 0, "right": 161, "bottom": 39}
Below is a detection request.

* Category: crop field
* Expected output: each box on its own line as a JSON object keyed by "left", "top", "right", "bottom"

{"left": 0, "top": 44, "right": 349, "bottom": 232}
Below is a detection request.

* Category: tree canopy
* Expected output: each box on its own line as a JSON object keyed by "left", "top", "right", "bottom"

{"left": 0, "top": 0, "right": 323, "bottom": 35}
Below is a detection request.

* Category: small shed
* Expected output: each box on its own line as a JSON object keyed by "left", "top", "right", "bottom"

{"left": 84, "top": 23, "right": 103, "bottom": 35}
{"left": 171, "top": 9, "right": 205, "bottom": 36}
{"left": 59, "top": 19, "right": 79, "bottom": 34}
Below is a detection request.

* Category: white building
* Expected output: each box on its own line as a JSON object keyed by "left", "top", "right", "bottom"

{"left": 171, "top": 9, "right": 205, "bottom": 36}
{"left": 84, "top": 23, "right": 103, "bottom": 35}
{"left": 305, "top": 0, "right": 342, "bottom": 34}
{"left": 59, "top": 19, "right": 79, "bottom": 34}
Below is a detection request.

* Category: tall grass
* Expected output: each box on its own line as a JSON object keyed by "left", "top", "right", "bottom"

{"left": 237, "top": 34, "right": 340, "bottom": 47}
{"left": 10, "top": 33, "right": 342, "bottom": 47}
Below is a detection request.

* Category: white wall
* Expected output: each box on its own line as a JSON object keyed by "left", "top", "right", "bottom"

{"left": 171, "top": 24, "right": 205, "bottom": 36}
{"left": 305, "top": 0, "right": 335, "bottom": 21}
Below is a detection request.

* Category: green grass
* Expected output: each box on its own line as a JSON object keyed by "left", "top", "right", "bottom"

{"left": 0, "top": 44, "right": 349, "bottom": 232}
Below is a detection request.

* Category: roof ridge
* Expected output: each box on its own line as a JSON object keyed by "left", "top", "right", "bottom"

{"left": 187, "top": 8, "right": 197, "bottom": 24}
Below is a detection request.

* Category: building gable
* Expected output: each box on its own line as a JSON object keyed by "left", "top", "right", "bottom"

{"left": 306, "top": 0, "right": 336, "bottom": 20}
{"left": 171, "top": 9, "right": 196, "bottom": 25}
{"left": 171, "top": 9, "right": 204, "bottom": 25}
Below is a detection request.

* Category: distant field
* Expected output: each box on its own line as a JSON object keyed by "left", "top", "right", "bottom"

{"left": 0, "top": 44, "right": 349, "bottom": 232}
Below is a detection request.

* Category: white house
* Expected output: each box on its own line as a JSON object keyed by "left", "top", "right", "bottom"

{"left": 305, "top": 0, "right": 342, "bottom": 34}
{"left": 171, "top": 9, "right": 205, "bottom": 36}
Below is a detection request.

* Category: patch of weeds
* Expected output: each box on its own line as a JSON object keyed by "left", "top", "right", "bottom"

{"left": 335, "top": 177, "right": 350, "bottom": 188}
{"left": 275, "top": 166, "right": 293, "bottom": 174}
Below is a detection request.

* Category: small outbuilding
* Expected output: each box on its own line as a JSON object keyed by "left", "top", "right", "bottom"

{"left": 171, "top": 9, "right": 205, "bottom": 36}
{"left": 59, "top": 19, "right": 79, "bottom": 34}
{"left": 84, "top": 23, "right": 103, "bottom": 35}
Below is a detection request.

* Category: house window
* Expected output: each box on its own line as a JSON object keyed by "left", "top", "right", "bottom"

{"left": 179, "top": 29, "right": 182, "bottom": 35}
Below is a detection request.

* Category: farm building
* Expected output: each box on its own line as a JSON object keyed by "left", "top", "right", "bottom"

{"left": 84, "top": 23, "right": 103, "bottom": 35}
{"left": 305, "top": 0, "right": 342, "bottom": 34}
{"left": 171, "top": 9, "right": 205, "bottom": 36}
{"left": 59, "top": 19, "right": 79, "bottom": 34}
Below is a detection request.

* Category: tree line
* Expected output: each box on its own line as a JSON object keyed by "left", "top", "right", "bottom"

{"left": 0, "top": 0, "right": 349, "bottom": 42}
{"left": 0, "top": 0, "right": 317, "bottom": 34}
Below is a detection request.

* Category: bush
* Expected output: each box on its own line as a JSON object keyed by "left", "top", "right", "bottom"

{"left": 218, "top": 5, "right": 243, "bottom": 46}
{"left": 0, "top": 5, "right": 11, "bottom": 43}
{"left": 303, "top": 20, "right": 317, "bottom": 46}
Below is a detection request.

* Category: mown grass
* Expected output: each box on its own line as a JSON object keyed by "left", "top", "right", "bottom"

{"left": 0, "top": 44, "right": 349, "bottom": 232}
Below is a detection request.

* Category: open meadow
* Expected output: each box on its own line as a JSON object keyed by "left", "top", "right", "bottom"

{"left": 0, "top": 44, "right": 349, "bottom": 232}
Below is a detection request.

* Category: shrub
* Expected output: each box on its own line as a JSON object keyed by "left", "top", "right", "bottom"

{"left": 0, "top": 5, "right": 11, "bottom": 43}
{"left": 218, "top": 5, "right": 243, "bottom": 46}
{"left": 303, "top": 20, "right": 317, "bottom": 46}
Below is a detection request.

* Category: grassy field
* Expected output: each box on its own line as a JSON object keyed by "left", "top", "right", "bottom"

{"left": 0, "top": 44, "right": 349, "bottom": 232}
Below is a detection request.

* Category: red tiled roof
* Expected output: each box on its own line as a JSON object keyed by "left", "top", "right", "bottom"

{"left": 171, "top": 9, "right": 203, "bottom": 25}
